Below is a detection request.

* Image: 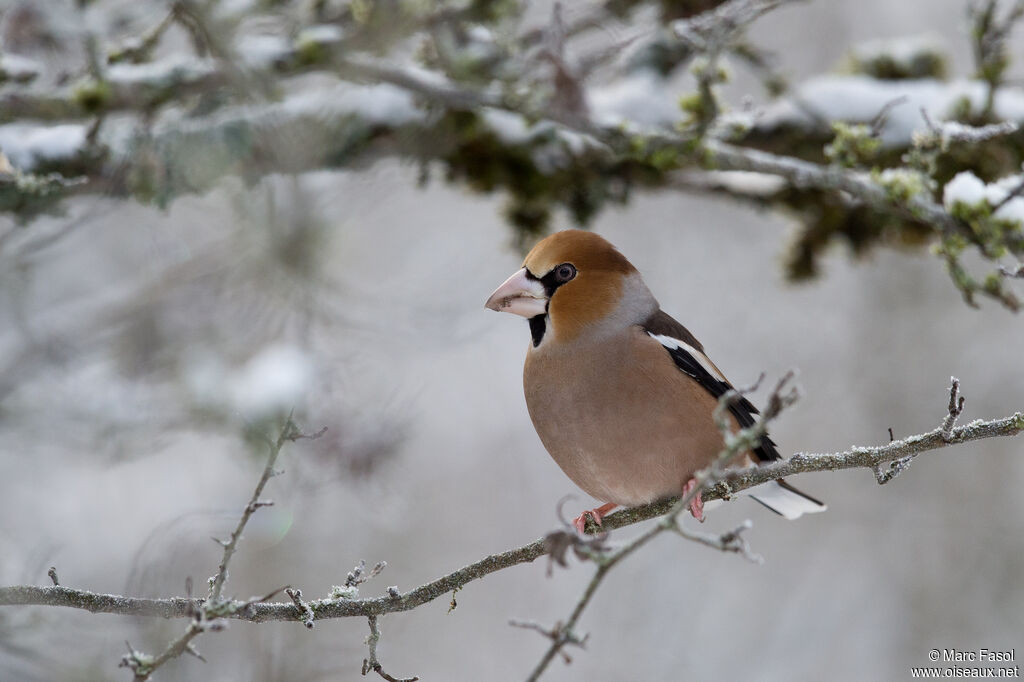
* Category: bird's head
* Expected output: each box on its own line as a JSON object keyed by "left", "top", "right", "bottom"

{"left": 485, "top": 230, "right": 655, "bottom": 345}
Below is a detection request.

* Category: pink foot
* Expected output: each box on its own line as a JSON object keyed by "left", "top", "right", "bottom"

{"left": 682, "top": 479, "right": 704, "bottom": 522}
{"left": 572, "top": 502, "right": 618, "bottom": 534}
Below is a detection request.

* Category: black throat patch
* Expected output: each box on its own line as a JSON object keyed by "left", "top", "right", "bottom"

{"left": 529, "top": 314, "right": 546, "bottom": 347}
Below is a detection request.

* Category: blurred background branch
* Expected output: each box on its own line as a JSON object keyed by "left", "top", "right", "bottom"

{"left": 1, "top": 0, "right": 1023, "bottom": 305}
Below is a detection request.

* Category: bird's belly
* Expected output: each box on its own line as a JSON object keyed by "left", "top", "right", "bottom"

{"left": 524, "top": 347, "right": 724, "bottom": 507}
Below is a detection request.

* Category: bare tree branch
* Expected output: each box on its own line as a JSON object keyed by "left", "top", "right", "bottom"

{"left": 1, "top": 386, "right": 1019, "bottom": 627}
{"left": 111, "top": 417, "right": 322, "bottom": 680}
{"left": 208, "top": 418, "right": 307, "bottom": 601}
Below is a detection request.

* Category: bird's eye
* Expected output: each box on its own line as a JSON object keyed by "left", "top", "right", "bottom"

{"left": 554, "top": 263, "right": 576, "bottom": 283}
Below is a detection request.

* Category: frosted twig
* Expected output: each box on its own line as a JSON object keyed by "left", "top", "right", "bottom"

{"left": 208, "top": 419, "right": 301, "bottom": 602}
{"left": 361, "top": 615, "right": 418, "bottom": 682}
{"left": 671, "top": 519, "right": 764, "bottom": 563}
{"left": 347, "top": 560, "right": 387, "bottom": 588}
{"left": 672, "top": 0, "right": 797, "bottom": 48}
{"left": 937, "top": 120, "right": 1018, "bottom": 145}
{"left": 969, "top": 0, "right": 1024, "bottom": 117}
{"left": 941, "top": 376, "right": 966, "bottom": 441}
{"left": 107, "top": 9, "right": 176, "bottom": 64}
{"left": 869, "top": 96, "right": 908, "bottom": 137}
{"left": 873, "top": 456, "right": 914, "bottom": 484}
{"left": 510, "top": 619, "right": 587, "bottom": 664}
{"left": 286, "top": 588, "right": 315, "bottom": 629}
{"left": 992, "top": 175, "right": 1024, "bottom": 213}
{"left": 999, "top": 262, "right": 1024, "bottom": 277}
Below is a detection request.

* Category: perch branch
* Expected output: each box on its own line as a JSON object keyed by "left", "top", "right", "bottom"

{"left": 0, "top": 381, "right": 1019, "bottom": 682}
{"left": 1, "top": 407, "right": 1020, "bottom": 622}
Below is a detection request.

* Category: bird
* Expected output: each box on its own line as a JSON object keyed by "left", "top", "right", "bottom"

{"left": 485, "top": 229, "right": 825, "bottom": 533}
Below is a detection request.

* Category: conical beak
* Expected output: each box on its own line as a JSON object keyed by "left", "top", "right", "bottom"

{"left": 485, "top": 268, "right": 548, "bottom": 318}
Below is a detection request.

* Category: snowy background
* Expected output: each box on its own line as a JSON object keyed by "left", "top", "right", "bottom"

{"left": 1, "top": 1, "right": 1022, "bottom": 681}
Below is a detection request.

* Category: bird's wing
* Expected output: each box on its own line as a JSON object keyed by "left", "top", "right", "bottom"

{"left": 641, "top": 309, "right": 781, "bottom": 463}
{"left": 641, "top": 309, "right": 826, "bottom": 518}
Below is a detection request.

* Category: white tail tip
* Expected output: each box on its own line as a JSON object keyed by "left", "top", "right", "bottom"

{"left": 747, "top": 480, "right": 827, "bottom": 520}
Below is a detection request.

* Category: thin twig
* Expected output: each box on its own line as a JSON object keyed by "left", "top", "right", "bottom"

{"left": 510, "top": 619, "right": 587, "bottom": 664}
{"left": 1000, "top": 262, "right": 1024, "bottom": 278}
{"left": 361, "top": 615, "right": 418, "bottom": 682}
{"left": 672, "top": 519, "right": 764, "bottom": 563}
{"left": 941, "top": 376, "right": 965, "bottom": 441}
{"left": 869, "top": 95, "right": 909, "bottom": 137}
{"left": 208, "top": 418, "right": 312, "bottom": 602}
{"left": 286, "top": 588, "right": 315, "bottom": 629}
{"left": 115, "top": 418, "right": 319, "bottom": 680}
{"left": 992, "top": 175, "right": 1024, "bottom": 213}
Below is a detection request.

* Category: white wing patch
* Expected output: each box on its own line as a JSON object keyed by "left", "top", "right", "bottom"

{"left": 648, "top": 333, "right": 727, "bottom": 382}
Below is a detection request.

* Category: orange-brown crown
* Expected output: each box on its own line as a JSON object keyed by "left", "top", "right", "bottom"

{"left": 522, "top": 230, "right": 639, "bottom": 342}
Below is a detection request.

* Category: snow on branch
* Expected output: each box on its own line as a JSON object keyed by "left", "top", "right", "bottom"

{"left": 0, "top": 0, "right": 1021, "bottom": 308}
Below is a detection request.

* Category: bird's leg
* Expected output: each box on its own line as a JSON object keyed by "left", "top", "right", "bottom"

{"left": 682, "top": 478, "right": 704, "bottom": 522}
{"left": 572, "top": 502, "right": 618, "bottom": 534}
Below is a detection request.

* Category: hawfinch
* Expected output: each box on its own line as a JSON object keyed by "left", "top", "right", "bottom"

{"left": 485, "top": 230, "right": 825, "bottom": 532}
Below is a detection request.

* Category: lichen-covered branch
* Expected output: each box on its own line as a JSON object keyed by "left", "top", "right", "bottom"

{"left": 2, "top": 394, "right": 1019, "bottom": 625}
{"left": 2, "top": 0, "right": 1022, "bottom": 308}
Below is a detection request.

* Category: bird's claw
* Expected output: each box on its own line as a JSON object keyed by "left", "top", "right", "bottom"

{"left": 682, "top": 478, "right": 704, "bottom": 522}
{"left": 572, "top": 511, "right": 599, "bottom": 534}
{"left": 572, "top": 502, "right": 618, "bottom": 534}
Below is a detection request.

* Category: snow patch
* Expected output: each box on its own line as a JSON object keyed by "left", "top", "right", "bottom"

{"left": 107, "top": 56, "right": 217, "bottom": 86}
{"left": 994, "top": 197, "right": 1024, "bottom": 224}
{"left": 589, "top": 71, "right": 681, "bottom": 130}
{"left": 478, "top": 108, "right": 604, "bottom": 171}
{"left": 758, "top": 75, "right": 1024, "bottom": 147}
{"left": 0, "top": 124, "right": 86, "bottom": 170}
{"left": 237, "top": 34, "right": 292, "bottom": 69}
{"left": 850, "top": 34, "right": 945, "bottom": 69}
{"left": 280, "top": 82, "right": 424, "bottom": 126}
{"left": 298, "top": 24, "right": 344, "bottom": 45}
{"left": 943, "top": 171, "right": 986, "bottom": 209}
{"left": 943, "top": 171, "right": 1024, "bottom": 226}
{"left": 0, "top": 53, "right": 41, "bottom": 82}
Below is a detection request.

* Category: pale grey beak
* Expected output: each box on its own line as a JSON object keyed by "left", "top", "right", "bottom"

{"left": 485, "top": 267, "right": 548, "bottom": 318}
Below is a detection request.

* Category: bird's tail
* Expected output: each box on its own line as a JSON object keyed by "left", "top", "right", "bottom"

{"left": 746, "top": 479, "right": 826, "bottom": 520}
